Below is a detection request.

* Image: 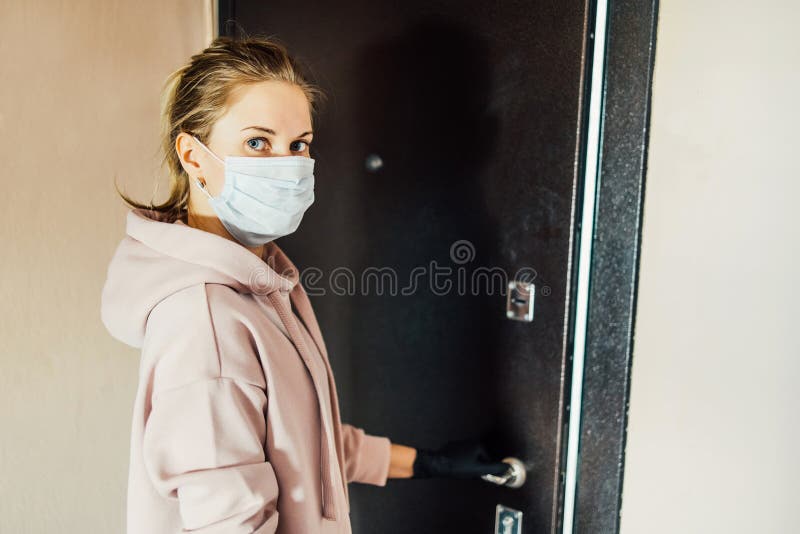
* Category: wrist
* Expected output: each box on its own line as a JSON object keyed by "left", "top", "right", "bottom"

{"left": 388, "top": 443, "right": 417, "bottom": 478}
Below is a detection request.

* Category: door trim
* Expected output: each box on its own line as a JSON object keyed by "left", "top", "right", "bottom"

{"left": 562, "top": 1, "right": 660, "bottom": 532}
{"left": 561, "top": 0, "right": 610, "bottom": 530}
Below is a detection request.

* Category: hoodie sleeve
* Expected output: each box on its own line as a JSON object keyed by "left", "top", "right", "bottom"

{"left": 340, "top": 423, "right": 392, "bottom": 486}
{"left": 140, "top": 284, "right": 279, "bottom": 533}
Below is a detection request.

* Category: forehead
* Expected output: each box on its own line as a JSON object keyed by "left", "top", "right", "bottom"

{"left": 217, "top": 80, "right": 312, "bottom": 133}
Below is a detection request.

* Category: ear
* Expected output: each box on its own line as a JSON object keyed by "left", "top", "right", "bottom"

{"left": 175, "top": 132, "right": 203, "bottom": 176}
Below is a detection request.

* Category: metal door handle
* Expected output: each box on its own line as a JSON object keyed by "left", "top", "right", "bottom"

{"left": 481, "top": 457, "right": 527, "bottom": 488}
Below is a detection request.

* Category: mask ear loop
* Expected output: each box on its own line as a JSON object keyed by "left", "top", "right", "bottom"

{"left": 191, "top": 135, "right": 224, "bottom": 201}
{"left": 193, "top": 135, "right": 225, "bottom": 165}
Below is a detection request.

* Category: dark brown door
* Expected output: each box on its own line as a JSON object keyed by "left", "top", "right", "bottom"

{"left": 219, "top": 2, "right": 594, "bottom": 532}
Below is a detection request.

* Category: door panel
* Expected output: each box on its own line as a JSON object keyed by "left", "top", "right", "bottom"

{"left": 220, "top": 2, "right": 589, "bottom": 532}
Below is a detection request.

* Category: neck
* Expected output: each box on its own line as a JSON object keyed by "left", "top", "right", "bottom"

{"left": 187, "top": 207, "right": 265, "bottom": 260}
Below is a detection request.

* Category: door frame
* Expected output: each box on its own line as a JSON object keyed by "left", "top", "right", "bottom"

{"left": 562, "top": 1, "right": 659, "bottom": 532}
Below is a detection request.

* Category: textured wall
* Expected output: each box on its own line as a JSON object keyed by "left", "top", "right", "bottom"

{"left": 621, "top": 1, "right": 800, "bottom": 532}
{"left": 0, "top": 2, "right": 212, "bottom": 532}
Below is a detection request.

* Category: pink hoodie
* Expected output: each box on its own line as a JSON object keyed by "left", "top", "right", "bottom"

{"left": 101, "top": 208, "right": 392, "bottom": 534}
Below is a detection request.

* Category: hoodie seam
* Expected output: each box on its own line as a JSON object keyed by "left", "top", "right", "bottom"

{"left": 203, "top": 284, "right": 271, "bottom": 391}
{"left": 138, "top": 284, "right": 214, "bottom": 349}
{"left": 150, "top": 375, "right": 265, "bottom": 404}
{"left": 200, "top": 282, "right": 224, "bottom": 377}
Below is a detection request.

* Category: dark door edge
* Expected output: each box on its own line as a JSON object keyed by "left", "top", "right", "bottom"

{"left": 570, "top": 1, "right": 660, "bottom": 532}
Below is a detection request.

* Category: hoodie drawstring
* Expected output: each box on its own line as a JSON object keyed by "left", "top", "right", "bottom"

{"left": 289, "top": 283, "right": 351, "bottom": 514}
{"left": 267, "top": 290, "right": 340, "bottom": 521}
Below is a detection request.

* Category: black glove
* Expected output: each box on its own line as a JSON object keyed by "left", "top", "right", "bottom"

{"left": 411, "top": 437, "right": 510, "bottom": 480}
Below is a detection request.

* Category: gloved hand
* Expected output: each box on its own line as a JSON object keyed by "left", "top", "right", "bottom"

{"left": 411, "top": 437, "right": 510, "bottom": 480}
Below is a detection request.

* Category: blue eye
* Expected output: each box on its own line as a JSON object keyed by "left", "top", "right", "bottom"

{"left": 247, "top": 137, "right": 268, "bottom": 151}
{"left": 291, "top": 140, "right": 310, "bottom": 152}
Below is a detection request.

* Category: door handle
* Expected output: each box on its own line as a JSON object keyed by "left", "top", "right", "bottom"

{"left": 481, "top": 457, "right": 527, "bottom": 488}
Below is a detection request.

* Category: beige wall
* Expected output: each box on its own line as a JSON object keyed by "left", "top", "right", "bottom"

{"left": 620, "top": 1, "right": 800, "bottom": 533}
{"left": 0, "top": 1, "right": 212, "bottom": 531}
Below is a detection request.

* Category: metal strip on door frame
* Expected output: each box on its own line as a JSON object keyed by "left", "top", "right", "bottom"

{"left": 571, "top": 0, "right": 659, "bottom": 531}
{"left": 561, "top": 0, "right": 609, "bottom": 531}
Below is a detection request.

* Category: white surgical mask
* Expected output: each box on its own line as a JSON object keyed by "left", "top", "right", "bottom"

{"left": 192, "top": 135, "right": 315, "bottom": 247}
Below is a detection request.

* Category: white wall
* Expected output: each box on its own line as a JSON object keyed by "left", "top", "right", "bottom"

{"left": 620, "top": 2, "right": 800, "bottom": 533}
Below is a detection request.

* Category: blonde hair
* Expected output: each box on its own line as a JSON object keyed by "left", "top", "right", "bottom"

{"left": 115, "top": 35, "right": 326, "bottom": 223}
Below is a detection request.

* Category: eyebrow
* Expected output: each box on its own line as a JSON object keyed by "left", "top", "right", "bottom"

{"left": 241, "top": 126, "right": 313, "bottom": 137}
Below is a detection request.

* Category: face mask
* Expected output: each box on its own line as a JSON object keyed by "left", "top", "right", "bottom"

{"left": 191, "top": 135, "right": 315, "bottom": 247}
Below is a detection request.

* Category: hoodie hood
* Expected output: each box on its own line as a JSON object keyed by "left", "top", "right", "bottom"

{"left": 101, "top": 208, "right": 300, "bottom": 348}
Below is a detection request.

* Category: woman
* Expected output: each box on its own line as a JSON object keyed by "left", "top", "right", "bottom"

{"left": 101, "top": 35, "right": 509, "bottom": 534}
